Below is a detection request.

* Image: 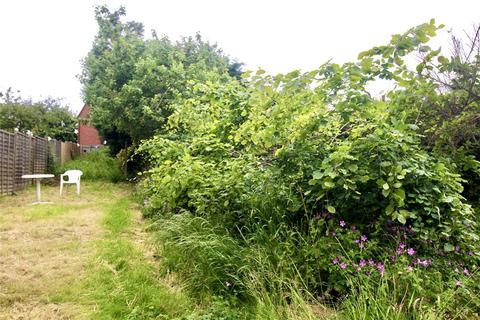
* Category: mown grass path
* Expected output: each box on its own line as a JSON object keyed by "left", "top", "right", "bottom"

{"left": 0, "top": 181, "right": 192, "bottom": 320}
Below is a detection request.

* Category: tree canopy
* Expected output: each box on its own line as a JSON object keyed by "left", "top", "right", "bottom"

{"left": 81, "top": 6, "right": 243, "bottom": 149}
{"left": 0, "top": 88, "right": 77, "bottom": 141}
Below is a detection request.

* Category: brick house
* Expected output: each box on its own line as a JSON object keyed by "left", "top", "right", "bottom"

{"left": 78, "top": 104, "right": 102, "bottom": 153}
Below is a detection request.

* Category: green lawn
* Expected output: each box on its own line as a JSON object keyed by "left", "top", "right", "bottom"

{"left": 0, "top": 181, "right": 197, "bottom": 319}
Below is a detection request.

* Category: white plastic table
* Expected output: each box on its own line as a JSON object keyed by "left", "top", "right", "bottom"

{"left": 21, "top": 174, "right": 54, "bottom": 204}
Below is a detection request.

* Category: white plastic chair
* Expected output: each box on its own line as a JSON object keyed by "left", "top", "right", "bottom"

{"left": 60, "top": 170, "right": 83, "bottom": 195}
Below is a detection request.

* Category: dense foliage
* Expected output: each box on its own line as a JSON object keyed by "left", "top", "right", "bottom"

{"left": 81, "top": 6, "right": 480, "bottom": 318}
{"left": 136, "top": 20, "right": 480, "bottom": 318}
{"left": 57, "top": 148, "right": 124, "bottom": 182}
{"left": 0, "top": 88, "right": 77, "bottom": 141}
{"left": 81, "top": 6, "right": 242, "bottom": 153}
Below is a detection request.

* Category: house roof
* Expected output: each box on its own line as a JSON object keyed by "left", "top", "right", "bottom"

{"left": 78, "top": 104, "right": 91, "bottom": 119}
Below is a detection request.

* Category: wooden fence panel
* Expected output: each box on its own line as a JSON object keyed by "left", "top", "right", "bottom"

{"left": 0, "top": 129, "right": 85, "bottom": 195}
{"left": 0, "top": 130, "right": 49, "bottom": 195}
{"left": 0, "top": 131, "right": 15, "bottom": 194}
{"left": 14, "top": 133, "right": 30, "bottom": 190}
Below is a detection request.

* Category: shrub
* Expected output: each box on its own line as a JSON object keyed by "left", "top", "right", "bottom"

{"left": 137, "top": 21, "right": 480, "bottom": 317}
{"left": 57, "top": 148, "right": 124, "bottom": 182}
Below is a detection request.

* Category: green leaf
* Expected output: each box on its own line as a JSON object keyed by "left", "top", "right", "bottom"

{"left": 323, "top": 180, "right": 335, "bottom": 189}
{"left": 437, "top": 56, "right": 449, "bottom": 64}
{"left": 394, "top": 189, "right": 406, "bottom": 201}
{"left": 312, "top": 171, "right": 322, "bottom": 180}
{"left": 416, "top": 63, "right": 425, "bottom": 74}
{"left": 397, "top": 214, "right": 406, "bottom": 224}
{"left": 444, "top": 243, "right": 454, "bottom": 252}
{"left": 327, "top": 206, "right": 336, "bottom": 214}
{"left": 382, "top": 183, "right": 389, "bottom": 190}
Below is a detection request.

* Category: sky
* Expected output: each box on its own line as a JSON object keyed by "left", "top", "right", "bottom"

{"left": 0, "top": 0, "right": 479, "bottom": 113}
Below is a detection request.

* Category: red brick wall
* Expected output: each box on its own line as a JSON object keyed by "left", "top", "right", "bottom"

{"left": 78, "top": 123, "right": 101, "bottom": 145}
{"left": 78, "top": 105, "right": 102, "bottom": 146}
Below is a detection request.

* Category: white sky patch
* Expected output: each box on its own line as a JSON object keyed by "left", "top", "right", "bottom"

{"left": 0, "top": 0, "right": 478, "bottom": 113}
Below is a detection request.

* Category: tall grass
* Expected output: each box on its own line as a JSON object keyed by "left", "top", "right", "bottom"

{"left": 57, "top": 148, "right": 124, "bottom": 182}
{"left": 151, "top": 212, "right": 333, "bottom": 319}
{"left": 340, "top": 267, "right": 480, "bottom": 319}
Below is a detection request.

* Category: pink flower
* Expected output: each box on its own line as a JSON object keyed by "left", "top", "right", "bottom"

{"left": 360, "top": 235, "right": 367, "bottom": 242}
{"left": 359, "top": 259, "right": 366, "bottom": 267}
{"left": 407, "top": 248, "right": 415, "bottom": 256}
{"left": 406, "top": 266, "right": 413, "bottom": 272}
{"left": 340, "top": 262, "right": 347, "bottom": 269}
{"left": 464, "top": 268, "right": 469, "bottom": 275}
{"left": 399, "top": 243, "right": 406, "bottom": 249}
{"left": 351, "top": 225, "right": 356, "bottom": 231}
{"left": 368, "top": 259, "right": 375, "bottom": 267}
{"left": 339, "top": 220, "right": 346, "bottom": 227}
{"left": 332, "top": 257, "right": 339, "bottom": 265}
{"left": 377, "top": 262, "right": 385, "bottom": 276}
{"left": 456, "top": 280, "right": 462, "bottom": 287}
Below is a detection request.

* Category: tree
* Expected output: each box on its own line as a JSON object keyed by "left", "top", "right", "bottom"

{"left": 0, "top": 88, "right": 77, "bottom": 141}
{"left": 81, "top": 6, "right": 243, "bottom": 148}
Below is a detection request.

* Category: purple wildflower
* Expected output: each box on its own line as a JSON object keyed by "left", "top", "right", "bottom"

{"left": 332, "top": 257, "right": 339, "bottom": 265}
{"left": 340, "top": 262, "right": 347, "bottom": 269}
{"left": 455, "top": 246, "right": 461, "bottom": 253}
{"left": 407, "top": 248, "right": 415, "bottom": 256}
{"left": 418, "top": 259, "right": 431, "bottom": 267}
{"left": 340, "top": 220, "right": 346, "bottom": 227}
{"left": 368, "top": 259, "right": 375, "bottom": 267}
{"left": 456, "top": 280, "right": 462, "bottom": 287}
{"left": 351, "top": 225, "right": 356, "bottom": 231}
{"left": 354, "top": 239, "right": 360, "bottom": 244}
{"left": 360, "top": 235, "right": 367, "bottom": 242}
{"left": 360, "top": 259, "right": 366, "bottom": 267}
{"left": 396, "top": 247, "right": 404, "bottom": 255}
{"left": 331, "top": 231, "right": 336, "bottom": 237}
{"left": 407, "top": 266, "right": 413, "bottom": 272}
{"left": 468, "top": 251, "right": 474, "bottom": 257}
{"left": 377, "top": 262, "right": 385, "bottom": 276}
{"left": 464, "top": 268, "right": 469, "bottom": 275}
{"left": 399, "top": 243, "right": 406, "bottom": 249}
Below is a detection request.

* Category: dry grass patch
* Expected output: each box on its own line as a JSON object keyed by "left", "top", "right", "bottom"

{"left": 0, "top": 181, "right": 129, "bottom": 319}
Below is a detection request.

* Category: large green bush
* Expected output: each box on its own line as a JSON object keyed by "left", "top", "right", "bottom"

{"left": 135, "top": 20, "right": 480, "bottom": 317}
{"left": 58, "top": 148, "right": 124, "bottom": 182}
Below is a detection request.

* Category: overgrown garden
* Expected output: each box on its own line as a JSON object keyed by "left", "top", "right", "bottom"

{"left": 81, "top": 6, "right": 480, "bottom": 319}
